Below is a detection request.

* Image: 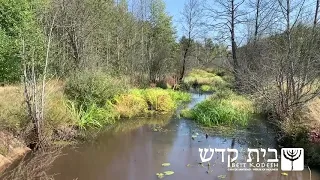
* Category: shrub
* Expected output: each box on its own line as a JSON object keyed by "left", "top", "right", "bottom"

{"left": 64, "top": 70, "right": 129, "bottom": 109}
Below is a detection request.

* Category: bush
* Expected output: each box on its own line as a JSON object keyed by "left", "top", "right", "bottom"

{"left": 64, "top": 70, "right": 129, "bottom": 109}
{"left": 189, "top": 91, "right": 254, "bottom": 127}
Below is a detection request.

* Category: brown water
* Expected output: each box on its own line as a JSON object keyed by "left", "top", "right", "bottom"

{"left": 49, "top": 93, "right": 320, "bottom": 180}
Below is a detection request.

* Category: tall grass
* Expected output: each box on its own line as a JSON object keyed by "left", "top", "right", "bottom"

{"left": 183, "top": 90, "right": 254, "bottom": 127}
{"left": 113, "top": 88, "right": 191, "bottom": 117}
{"left": 67, "top": 101, "right": 118, "bottom": 130}
{"left": 183, "top": 69, "right": 230, "bottom": 90}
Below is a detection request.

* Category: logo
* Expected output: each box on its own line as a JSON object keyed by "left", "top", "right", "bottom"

{"left": 281, "top": 148, "right": 304, "bottom": 171}
{"left": 198, "top": 147, "right": 305, "bottom": 171}
{"left": 199, "top": 148, "right": 279, "bottom": 171}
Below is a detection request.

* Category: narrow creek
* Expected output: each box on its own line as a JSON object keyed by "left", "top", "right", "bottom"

{"left": 48, "top": 93, "right": 320, "bottom": 180}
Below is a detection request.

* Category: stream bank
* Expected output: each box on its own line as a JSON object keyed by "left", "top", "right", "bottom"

{"left": 48, "top": 93, "right": 320, "bottom": 180}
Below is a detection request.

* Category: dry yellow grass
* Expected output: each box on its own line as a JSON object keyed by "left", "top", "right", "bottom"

{"left": 0, "top": 85, "right": 25, "bottom": 132}
{"left": 302, "top": 97, "right": 320, "bottom": 128}
{"left": 0, "top": 80, "right": 76, "bottom": 134}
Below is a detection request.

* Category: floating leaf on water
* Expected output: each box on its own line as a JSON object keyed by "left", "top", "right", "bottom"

{"left": 162, "top": 163, "right": 171, "bottom": 167}
{"left": 156, "top": 173, "right": 164, "bottom": 179}
{"left": 192, "top": 135, "right": 197, "bottom": 138}
{"left": 195, "top": 133, "right": 199, "bottom": 136}
{"left": 281, "top": 172, "right": 288, "bottom": 176}
{"left": 187, "top": 164, "right": 191, "bottom": 167}
{"left": 164, "top": 171, "right": 174, "bottom": 175}
{"left": 218, "top": 175, "right": 226, "bottom": 179}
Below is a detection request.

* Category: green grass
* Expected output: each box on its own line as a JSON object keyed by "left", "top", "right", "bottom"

{"left": 113, "top": 88, "right": 191, "bottom": 117}
{"left": 184, "top": 69, "right": 217, "bottom": 85}
{"left": 200, "top": 85, "right": 213, "bottom": 92}
{"left": 67, "top": 101, "right": 119, "bottom": 130}
{"left": 183, "top": 69, "right": 230, "bottom": 90}
{"left": 182, "top": 90, "right": 254, "bottom": 127}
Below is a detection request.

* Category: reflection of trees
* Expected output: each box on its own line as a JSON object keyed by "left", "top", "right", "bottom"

{"left": 49, "top": 114, "right": 175, "bottom": 179}
{"left": 111, "top": 114, "right": 172, "bottom": 135}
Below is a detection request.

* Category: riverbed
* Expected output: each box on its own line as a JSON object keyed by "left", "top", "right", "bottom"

{"left": 48, "top": 93, "right": 320, "bottom": 180}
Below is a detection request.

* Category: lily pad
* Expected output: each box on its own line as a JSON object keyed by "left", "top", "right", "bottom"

{"left": 164, "top": 171, "right": 174, "bottom": 175}
{"left": 162, "top": 163, "right": 171, "bottom": 167}
{"left": 281, "top": 172, "right": 288, "bottom": 176}
{"left": 218, "top": 175, "right": 226, "bottom": 179}
{"left": 156, "top": 173, "right": 164, "bottom": 179}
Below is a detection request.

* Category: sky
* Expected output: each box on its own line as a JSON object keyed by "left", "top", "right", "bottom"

{"left": 164, "top": 0, "right": 186, "bottom": 39}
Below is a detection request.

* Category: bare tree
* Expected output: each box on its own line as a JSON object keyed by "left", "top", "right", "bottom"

{"left": 22, "top": 13, "right": 56, "bottom": 148}
{"left": 204, "top": 0, "right": 247, "bottom": 87}
{"left": 180, "top": 0, "right": 202, "bottom": 81}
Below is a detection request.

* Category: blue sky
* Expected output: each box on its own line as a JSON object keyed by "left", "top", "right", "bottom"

{"left": 164, "top": 0, "right": 186, "bottom": 39}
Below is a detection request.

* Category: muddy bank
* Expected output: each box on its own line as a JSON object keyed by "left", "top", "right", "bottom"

{"left": 48, "top": 93, "right": 320, "bottom": 180}
{"left": 0, "top": 131, "right": 30, "bottom": 174}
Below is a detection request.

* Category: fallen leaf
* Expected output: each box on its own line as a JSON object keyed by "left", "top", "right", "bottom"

{"left": 281, "top": 172, "right": 288, "bottom": 176}
{"left": 162, "top": 163, "right": 170, "bottom": 167}
{"left": 164, "top": 171, "right": 174, "bottom": 175}
{"left": 156, "top": 173, "right": 164, "bottom": 179}
{"left": 187, "top": 164, "right": 191, "bottom": 167}
{"left": 218, "top": 175, "right": 226, "bottom": 179}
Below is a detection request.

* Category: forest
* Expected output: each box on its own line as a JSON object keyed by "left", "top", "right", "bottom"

{"left": 0, "top": 0, "right": 319, "bottom": 179}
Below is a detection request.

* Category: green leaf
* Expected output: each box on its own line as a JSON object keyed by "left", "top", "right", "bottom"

{"left": 164, "top": 171, "right": 174, "bottom": 175}
{"left": 162, "top": 163, "right": 170, "bottom": 167}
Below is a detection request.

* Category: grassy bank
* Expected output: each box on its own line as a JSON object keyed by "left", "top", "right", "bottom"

{"left": 182, "top": 69, "right": 254, "bottom": 127}
{"left": 0, "top": 72, "right": 191, "bottom": 141}
{"left": 183, "top": 69, "right": 230, "bottom": 91}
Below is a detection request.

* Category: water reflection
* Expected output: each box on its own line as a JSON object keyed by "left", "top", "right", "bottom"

{"left": 48, "top": 93, "right": 320, "bottom": 180}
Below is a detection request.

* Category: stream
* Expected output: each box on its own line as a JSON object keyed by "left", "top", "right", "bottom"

{"left": 48, "top": 93, "right": 320, "bottom": 180}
